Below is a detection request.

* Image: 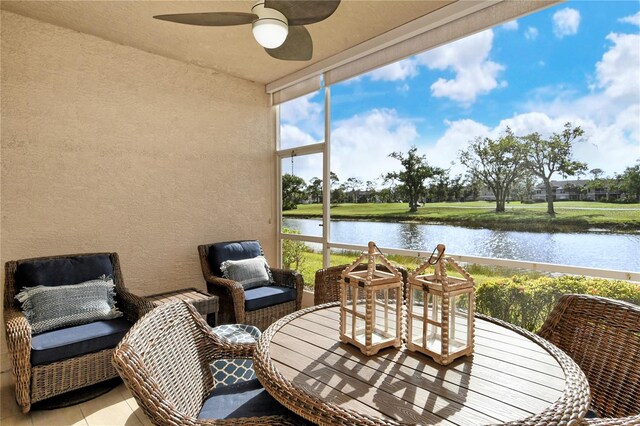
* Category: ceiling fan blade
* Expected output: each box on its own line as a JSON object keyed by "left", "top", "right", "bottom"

{"left": 265, "top": 26, "right": 313, "bottom": 61}
{"left": 153, "top": 12, "right": 257, "bottom": 26}
{"left": 265, "top": 0, "right": 340, "bottom": 26}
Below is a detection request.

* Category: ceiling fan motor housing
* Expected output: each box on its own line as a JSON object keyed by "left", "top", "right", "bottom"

{"left": 251, "top": 1, "right": 289, "bottom": 48}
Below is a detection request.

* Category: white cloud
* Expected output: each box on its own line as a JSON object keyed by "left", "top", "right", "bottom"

{"left": 281, "top": 124, "right": 318, "bottom": 148}
{"left": 595, "top": 33, "right": 640, "bottom": 101}
{"left": 502, "top": 20, "right": 519, "bottom": 31}
{"left": 369, "top": 59, "right": 419, "bottom": 82}
{"left": 279, "top": 93, "right": 323, "bottom": 142}
{"left": 515, "top": 29, "right": 640, "bottom": 175}
{"left": 280, "top": 93, "right": 321, "bottom": 125}
{"left": 619, "top": 11, "right": 640, "bottom": 26}
{"left": 331, "top": 109, "right": 418, "bottom": 183}
{"left": 553, "top": 8, "right": 581, "bottom": 38}
{"left": 432, "top": 28, "right": 640, "bottom": 178}
{"left": 416, "top": 30, "right": 505, "bottom": 106}
{"left": 423, "top": 119, "right": 491, "bottom": 176}
{"left": 525, "top": 26, "right": 539, "bottom": 40}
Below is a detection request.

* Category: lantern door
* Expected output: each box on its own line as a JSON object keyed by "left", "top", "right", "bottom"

{"left": 340, "top": 280, "right": 367, "bottom": 346}
{"left": 447, "top": 290, "right": 474, "bottom": 356}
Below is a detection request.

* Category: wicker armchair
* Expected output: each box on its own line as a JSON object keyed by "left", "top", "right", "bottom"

{"left": 538, "top": 294, "right": 640, "bottom": 425}
{"left": 314, "top": 263, "right": 408, "bottom": 305}
{"left": 112, "top": 301, "right": 298, "bottom": 425}
{"left": 3, "top": 252, "right": 151, "bottom": 413}
{"left": 198, "top": 240, "right": 303, "bottom": 330}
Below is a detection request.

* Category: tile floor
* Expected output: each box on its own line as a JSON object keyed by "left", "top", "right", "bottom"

{"left": 0, "top": 371, "right": 153, "bottom": 426}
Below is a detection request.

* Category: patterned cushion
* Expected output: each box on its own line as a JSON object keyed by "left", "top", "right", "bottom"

{"left": 15, "top": 277, "right": 123, "bottom": 334}
{"left": 210, "top": 324, "right": 262, "bottom": 386}
{"left": 220, "top": 256, "right": 273, "bottom": 290}
{"left": 211, "top": 324, "right": 261, "bottom": 344}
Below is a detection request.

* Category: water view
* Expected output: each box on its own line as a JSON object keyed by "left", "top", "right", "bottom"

{"left": 283, "top": 217, "right": 640, "bottom": 272}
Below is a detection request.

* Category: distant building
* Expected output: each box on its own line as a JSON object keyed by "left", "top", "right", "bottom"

{"left": 476, "top": 186, "right": 517, "bottom": 202}
{"left": 533, "top": 179, "right": 621, "bottom": 201}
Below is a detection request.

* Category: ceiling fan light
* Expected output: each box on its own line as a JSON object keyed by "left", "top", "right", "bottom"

{"left": 251, "top": 3, "right": 288, "bottom": 49}
{"left": 252, "top": 19, "right": 288, "bottom": 48}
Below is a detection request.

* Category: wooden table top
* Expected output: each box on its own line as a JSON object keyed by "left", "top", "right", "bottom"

{"left": 253, "top": 304, "right": 590, "bottom": 426}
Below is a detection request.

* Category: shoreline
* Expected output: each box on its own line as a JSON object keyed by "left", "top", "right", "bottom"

{"left": 283, "top": 213, "right": 640, "bottom": 234}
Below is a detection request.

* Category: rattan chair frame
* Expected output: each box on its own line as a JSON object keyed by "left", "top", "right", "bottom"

{"left": 3, "top": 252, "right": 152, "bottom": 413}
{"left": 112, "top": 301, "right": 298, "bottom": 425}
{"left": 198, "top": 243, "right": 303, "bottom": 331}
{"left": 538, "top": 294, "right": 640, "bottom": 425}
{"left": 313, "top": 263, "right": 408, "bottom": 306}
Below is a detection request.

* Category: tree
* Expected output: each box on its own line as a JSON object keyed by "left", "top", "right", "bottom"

{"left": 511, "top": 170, "right": 536, "bottom": 203}
{"left": 386, "top": 147, "right": 442, "bottom": 212}
{"left": 590, "top": 168, "right": 605, "bottom": 180}
{"left": 620, "top": 162, "right": 640, "bottom": 202}
{"left": 329, "top": 171, "right": 341, "bottom": 205}
{"left": 282, "top": 173, "right": 306, "bottom": 210}
{"left": 307, "top": 177, "right": 322, "bottom": 204}
{"left": 521, "top": 123, "right": 587, "bottom": 216}
{"left": 459, "top": 128, "right": 526, "bottom": 212}
{"left": 462, "top": 174, "right": 482, "bottom": 201}
{"left": 281, "top": 228, "right": 307, "bottom": 271}
{"left": 428, "top": 173, "right": 447, "bottom": 202}
{"left": 344, "top": 177, "right": 363, "bottom": 203}
{"left": 448, "top": 175, "right": 465, "bottom": 202}
{"left": 365, "top": 180, "right": 377, "bottom": 202}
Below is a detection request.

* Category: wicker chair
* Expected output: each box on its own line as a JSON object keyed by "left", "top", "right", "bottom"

{"left": 198, "top": 240, "right": 303, "bottom": 330}
{"left": 112, "top": 301, "right": 298, "bottom": 425}
{"left": 538, "top": 294, "right": 640, "bottom": 425}
{"left": 3, "top": 252, "right": 151, "bottom": 413}
{"left": 314, "top": 263, "right": 408, "bottom": 305}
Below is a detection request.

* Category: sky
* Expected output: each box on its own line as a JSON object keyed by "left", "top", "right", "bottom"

{"left": 280, "top": 1, "right": 640, "bottom": 186}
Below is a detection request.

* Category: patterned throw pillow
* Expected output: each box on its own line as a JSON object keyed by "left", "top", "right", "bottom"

{"left": 220, "top": 256, "right": 274, "bottom": 290}
{"left": 15, "top": 276, "right": 123, "bottom": 334}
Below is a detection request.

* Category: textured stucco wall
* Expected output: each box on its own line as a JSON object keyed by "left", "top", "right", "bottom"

{"left": 0, "top": 10, "right": 276, "bottom": 361}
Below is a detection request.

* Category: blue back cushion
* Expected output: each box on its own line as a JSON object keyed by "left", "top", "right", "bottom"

{"left": 15, "top": 254, "right": 113, "bottom": 292}
{"left": 208, "top": 241, "right": 262, "bottom": 277}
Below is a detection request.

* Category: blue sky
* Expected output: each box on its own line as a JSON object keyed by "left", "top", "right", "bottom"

{"left": 281, "top": 1, "right": 640, "bottom": 185}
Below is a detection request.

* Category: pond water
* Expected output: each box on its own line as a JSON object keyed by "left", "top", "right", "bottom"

{"left": 283, "top": 218, "right": 640, "bottom": 272}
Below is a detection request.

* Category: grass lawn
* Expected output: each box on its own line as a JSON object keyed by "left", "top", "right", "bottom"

{"left": 283, "top": 202, "right": 640, "bottom": 232}
{"left": 295, "top": 250, "right": 542, "bottom": 289}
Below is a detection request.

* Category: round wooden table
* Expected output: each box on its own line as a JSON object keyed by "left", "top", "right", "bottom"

{"left": 254, "top": 304, "right": 590, "bottom": 425}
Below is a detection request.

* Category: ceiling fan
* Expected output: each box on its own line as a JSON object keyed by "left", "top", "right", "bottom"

{"left": 153, "top": 0, "right": 341, "bottom": 61}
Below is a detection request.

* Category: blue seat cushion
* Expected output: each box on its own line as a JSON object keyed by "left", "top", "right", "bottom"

{"left": 244, "top": 286, "right": 296, "bottom": 312}
{"left": 198, "top": 378, "right": 290, "bottom": 420}
{"left": 208, "top": 241, "right": 262, "bottom": 277}
{"left": 16, "top": 254, "right": 113, "bottom": 292}
{"left": 31, "top": 317, "right": 131, "bottom": 366}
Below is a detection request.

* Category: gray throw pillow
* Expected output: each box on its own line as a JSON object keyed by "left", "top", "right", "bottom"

{"left": 15, "top": 276, "right": 123, "bottom": 334}
{"left": 220, "top": 256, "right": 273, "bottom": 290}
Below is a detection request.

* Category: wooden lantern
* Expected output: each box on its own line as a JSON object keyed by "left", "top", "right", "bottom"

{"left": 406, "top": 244, "right": 475, "bottom": 365}
{"left": 339, "top": 241, "right": 403, "bottom": 356}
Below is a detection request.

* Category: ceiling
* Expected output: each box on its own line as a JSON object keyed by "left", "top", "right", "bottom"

{"left": 1, "top": 0, "right": 455, "bottom": 85}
